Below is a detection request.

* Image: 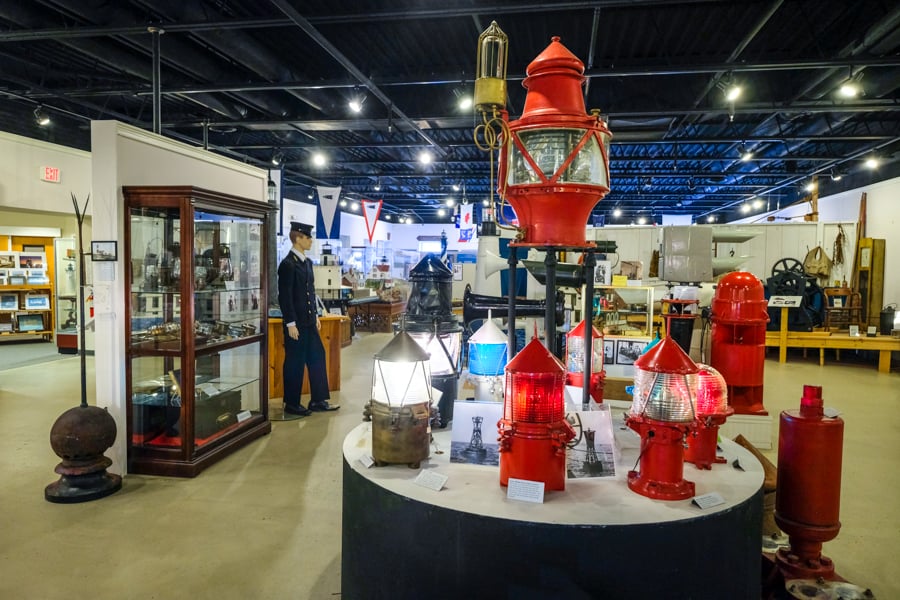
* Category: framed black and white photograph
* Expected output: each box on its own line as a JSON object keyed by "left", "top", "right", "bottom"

{"left": 21, "top": 244, "right": 45, "bottom": 254}
{"left": 450, "top": 401, "right": 503, "bottom": 467}
{"left": 91, "top": 241, "right": 118, "bottom": 261}
{"left": 616, "top": 339, "right": 645, "bottom": 365}
{"left": 603, "top": 339, "right": 615, "bottom": 365}
{"left": 594, "top": 260, "right": 612, "bottom": 285}
{"left": 566, "top": 407, "right": 618, "bottom": 479}
{"left": 0, "top": 253, "right": 16, "bottom": 269}
{"left": 25, "top": 295, "right": 51, "bottom": 310}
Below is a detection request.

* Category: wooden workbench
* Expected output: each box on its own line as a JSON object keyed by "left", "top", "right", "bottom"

{"left": 765, "top": 307, "right": 900, "bottom": 373}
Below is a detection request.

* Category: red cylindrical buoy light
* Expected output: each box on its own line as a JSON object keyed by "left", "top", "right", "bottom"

{"left": 565, "top": 319, "right": 605, "bottom": 404}
{"left": 497, "top": 36, "right": 612, "bottom": 246}
{"left": 683, "top": 364, "right": 733, "bottom": 470}
{"left": 626, "top": 336, "right": 698, "bottom": 500}
{"left": 498, "top": 337, "right": 575, "bottom": 491}
{"left": 710, "top": 271, "right": 769, "bottom": 415}
{"left": 775, "top": 385, "right": 844, "bottom": 580}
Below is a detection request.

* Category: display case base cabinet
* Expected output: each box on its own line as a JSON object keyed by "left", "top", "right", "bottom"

{"left": 130, "top": 418, "right": 271, "bottom": 478}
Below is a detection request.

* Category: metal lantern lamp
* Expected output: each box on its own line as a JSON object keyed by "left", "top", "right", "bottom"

{"left": 498, "top": 337, "right": 575, "bottom": 491}
{"left": 626, "top": 336, "right": 699, "bottom": 501}
{"left": 683, "top": 363, "right": 733, "bottom": 470}
{"left": 466, "top": 314, "right": 508, "bottom": 402}
{"left": 405, "top": 254, "right": 463, "bottom": 428}
{"left": 565, "top": 319, "right": 605, "bottom": 406}
{"left": 497, "top": 35, "right": 612, "bottom": 246}
{"left": 710, "top": 271, "right": 769, "bottom": 415}
{"left": 368, "top": 331, "right": 434, "bottom": 469}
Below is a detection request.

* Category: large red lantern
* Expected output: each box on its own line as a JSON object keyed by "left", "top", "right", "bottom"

{"left": 626, "top": 336, "right": 698, "bottom": 500}
{"left": 683, "top": 364, "right": 733, "bottom": 469}
{"left": 497, "top": 36, "right": 612, "bottom": 247}
{"left": 775, "top": 385, "right": 844, "bottom": 580}
{"left": 710, "top": 271, "right": 769, "bottom": 415}
{"left": 498, "top": 337, "right": 575, "bottom": 491}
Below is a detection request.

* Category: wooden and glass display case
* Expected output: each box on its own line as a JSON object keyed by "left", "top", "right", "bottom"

{"left": 124, "top": 186, "right": 271, "bottom": 477}
{"left": 593, "top": 285, "right": 655, "bottom": 377}
{"left": 54, "top": 237, "right": 80, "bottom": 353}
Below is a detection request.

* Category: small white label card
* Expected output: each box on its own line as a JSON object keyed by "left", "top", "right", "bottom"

{"left": 693, "top": 492, "right": 726, "bottom": 509}
{"left": 236, "top": 410, "right": 252, "bottom": 423}
{"left": 507, "top": 478, "right": 545, "bottom": 504}
{"left": 200, "top": 383, "right": 220, "bottom": 397}
{"left": 358, "top": 454, "right": 375, "bottom": 469}
{"left": 413, "top": 469, "right": 448, "bottom": 491}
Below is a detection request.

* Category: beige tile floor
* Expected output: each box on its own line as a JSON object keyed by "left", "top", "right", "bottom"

{"left": 0, "top": 334, "right": 897, "bottom": 599}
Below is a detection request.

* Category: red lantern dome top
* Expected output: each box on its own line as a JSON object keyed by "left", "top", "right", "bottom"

{"left": 634, "top": 336, "right": 698, "bottom": 374}
{"left": 505, "top": 337, "right": 564, "bottom": 375}
{"left": 520, "top": 37, "right": 588, "bottom": 122}
{"left": 711, "top": 271, "right": 768, "bottom": 324}
{"left": 694, "top": 363, "right": 730, "bottom": 416}
{"left": 566, "top": 319, "right": 602, "bottom": 340}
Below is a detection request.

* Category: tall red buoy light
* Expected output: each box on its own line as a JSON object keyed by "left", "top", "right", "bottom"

{"left": 775, "top": 385, "right": 844, "bottom": 580}
{"left": 710, "top": 271, "right": 769, "bottom": 415}
{"left": 498, "top": 337, "right": 575, "bottom": 491}
{"left": 626, "top": 336, "right": 698, "bottom": 500}
{"left": 498, "top": 36, "right": 612, "bottom": 246}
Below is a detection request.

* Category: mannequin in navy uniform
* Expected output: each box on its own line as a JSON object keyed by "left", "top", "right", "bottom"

{"left": 278, "top": 221, "right": 339, "bottom": 416}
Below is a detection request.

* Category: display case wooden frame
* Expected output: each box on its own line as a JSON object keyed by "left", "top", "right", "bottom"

{"left": 124, "top": 186, "right": 271, "bottom": 477}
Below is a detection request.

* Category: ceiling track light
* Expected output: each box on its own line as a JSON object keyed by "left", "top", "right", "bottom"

{"left": 348, "top": 87, "right": 366, "bottom": 113}
{"left": 830, "top": 168, "right": 843, "bottom": 182}
{"left": 34, "top": 106, "right": 50, "bottom": 126}
{"left": 271, "top": 150, "right": 284, "bottom": 166}
{"left": 373, "top": 177, "right": 382, "bottom": 192}
{"left": 838, "top": 67, "right": 862, "bottom": 99}
{"left": 738, "top": 144, "right": 753, "bottom": 162}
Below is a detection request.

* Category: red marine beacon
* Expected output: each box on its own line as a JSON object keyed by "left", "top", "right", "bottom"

{"left": 710, "top": 271, "right": 769, "bottom": 415}
{"left": 498, "top": 336, "right": 575, "bottom": 491}
{"left": 498, "top": 36, "right": 612, "bottom": 246}
{"left": 775, "top": 385, "right": 844, "bottom": 580}
{"left": 626, "top": 336, "right": 699, "bottom": 501}
{"left": 683, "top": 364, "right": 733, "bottom": 469}
{"left": 565, "top": 319, "right": 605, "bottom": 405}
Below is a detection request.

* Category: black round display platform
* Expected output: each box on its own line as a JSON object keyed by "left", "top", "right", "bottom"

{"left": 342, "top": 422, "right": 763, "bottom": 599}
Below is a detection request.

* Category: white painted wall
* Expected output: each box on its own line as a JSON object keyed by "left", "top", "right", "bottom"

{"left": 90, "top": 120, "right": 268, "bottom": 475}
{"left": 0, "top": 131, "right": 91, "bottom": 213}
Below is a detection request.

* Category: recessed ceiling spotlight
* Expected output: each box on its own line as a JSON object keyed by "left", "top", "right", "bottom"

{"left": 637, "top": 216, "right": 647, "bottom": 225}
{"left": 707, "top": 215, "right": 716, "bottom": 223}
{"left": 418, "top": 150, "right": 433, "bottom": 165}
{"left": 752, "top": 198, "right": 764, "bottom": 209}
{"left": 613, "top": 208, "right": 622, "bottom": 217}
{"left": 741, "top": 203, "right": 751, "bottom": 213}
{"left": 865, "top": 157, "right": 879, "bottom": 169}
{"left": 437, "top": 208, "right": 446, "bottom": 217}
{"left": 384, "top": 214, "right": 391, "bottom": 221}
{"left": 725, "top": 83, "right": 742, "bottom": 102}
{"left": 446, "top": 198, "right": 455, "bottom": 207}
{"left": 739, "top": 144, "right": 753, "bottom": 161}
{"left": 340, "top": 199, "right": 347, "bottom": 207}
{"left": 805, "top": 181, "right": 816, "bottom": 192}
{"left": 351, "top": 202, "right": 359, "bottom": 211}
{"left": 312, "top": 152, "right": 327, "bottom": 167}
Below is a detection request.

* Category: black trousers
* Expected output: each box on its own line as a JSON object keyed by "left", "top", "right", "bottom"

{"left": 283, "top": 325, "right": 330, "bottom": 407}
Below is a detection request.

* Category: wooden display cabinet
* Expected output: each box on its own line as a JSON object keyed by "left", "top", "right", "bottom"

{"left": 124, "top": 186, "right": 271, "bottom": 477}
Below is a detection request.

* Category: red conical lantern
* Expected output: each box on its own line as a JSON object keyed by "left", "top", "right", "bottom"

{"left": 498, "top": 337, "right": 575, "bottom": 491}
{"left": 626, "top": 336, "right": 698, "bottom": 500}
{"left": 565, "top": 319, "right": 605, "bottom": 404}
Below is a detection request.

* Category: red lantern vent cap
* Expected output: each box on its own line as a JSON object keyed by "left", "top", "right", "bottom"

{"left": 568, "top": 319, "right": 602, "bottom": 339}
{"left": 526, "top": 36, "right": 584, "bottom": 78}
{"left": 505, "top": 337, "right": 564, "bottom": 374}
{"left": 633, "top": 336, "right": 698, "bottom": 374}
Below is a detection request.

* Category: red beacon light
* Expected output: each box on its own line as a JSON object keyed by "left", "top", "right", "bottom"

{"left": 497, "top": 35, "right": 612, "bottom": 247}
{"left": 683, "top": 363, "right": 733, "bottom": 470}
{"left": 498, "top": 336, "right": 575, "bottom": 491}
{"left": 565, "top": 319, "right": 605, "bottom": 405}
{"left": 626, "top": 336, "right": 699, "bottom": 500}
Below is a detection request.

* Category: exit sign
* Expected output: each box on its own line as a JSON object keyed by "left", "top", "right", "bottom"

{"left": 40, "top": 166, "right": 61, "bottom": 183}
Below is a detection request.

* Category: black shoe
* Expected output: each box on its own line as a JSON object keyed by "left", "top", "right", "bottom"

{"left": 283, "top": 403, "right": 311, "bottom": 417}
{"left": 309, "top": 401, "right": 340, "bottom": 412}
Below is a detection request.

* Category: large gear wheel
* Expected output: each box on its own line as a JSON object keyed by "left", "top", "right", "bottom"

{"left": 771, "top": 257, "right": 806, "bottom": 278}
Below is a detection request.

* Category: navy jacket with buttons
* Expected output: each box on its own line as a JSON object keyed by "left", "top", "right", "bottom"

{"left": 278, "top": 251, "right": 317, "bottom": 328}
